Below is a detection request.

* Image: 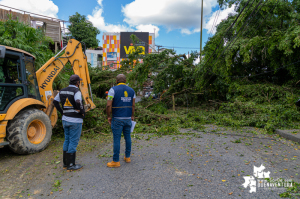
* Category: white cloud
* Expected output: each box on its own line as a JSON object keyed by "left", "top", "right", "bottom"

{"left": 204, "top": 6, "right": 236, "bottom": 34}
{"left": 97, "top": 0, "right": 103, "bottom": 6}
{"left": 194, "top": 56, "right": 200, "bottom": 64}
{"left": 122, "top": 0, "right": 219, "bottom": 33}
{"left": 1, "top": 0, "right": 234, "bottom": 39}
{"left": 88, "top": 0, "right": 160, "bottom": 37}
{"left": 0, "top": 0, "right": 58, "bottom": 18}
{"left": 181, "top": 28, "right": 192, "bottom": 35}
{"left": 87, "top": 6, "right": 131, "bottom": 32}
{"left": 135, "top": 24, "right": 160, "bottom": 37}
{"left": 89, "top": 0, "right": 234, "bottom": 37}
{"left": 122, "top": 0, "right": 237, "bottom": 36}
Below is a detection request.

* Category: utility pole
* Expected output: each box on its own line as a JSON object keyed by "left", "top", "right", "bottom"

{"left": 200, "top": 0, "right": 203, "bottom": 62}
{"left": 156, "top": 45, "right": 162, "bottom": 53}
{"left": 154, "top": 28, "right": 156, "bottom": 51}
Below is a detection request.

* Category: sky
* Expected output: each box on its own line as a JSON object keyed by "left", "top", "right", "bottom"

{"left": 0, "top": 0, "right": 236, "bottom": 55}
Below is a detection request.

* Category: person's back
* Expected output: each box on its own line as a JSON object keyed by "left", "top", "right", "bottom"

{"left": 53, "top": 74, "right": 85, "bottom": 171}
{"left": 111, "top": 84, "right": 135, "bottom": 118}
{"left": 106, "top": 74, "right": 135, "bottom": 167}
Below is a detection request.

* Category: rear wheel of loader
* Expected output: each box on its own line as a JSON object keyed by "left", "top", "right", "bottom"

{"left": 6, "top": 108, "right": 52, "bottom": 154}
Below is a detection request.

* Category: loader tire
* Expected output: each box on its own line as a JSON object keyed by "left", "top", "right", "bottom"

{"left": 6, "top": 108, "right": 52, "bottom": 154}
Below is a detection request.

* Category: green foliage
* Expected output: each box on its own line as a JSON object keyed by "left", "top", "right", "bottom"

{"left": 232, "top": 139, "right": 241, "bottom": 143}
{"left": 53, "top": 180, "right": 61, "bottom": 188}
{"left": 53, "top": 62, "right": 74, "bottom": 90}
{"left": 0, "top": 17, "right": 54, "bottom": 68}
{"left": 89, "top": 65, "right": 133, "bottom": 98}
{"left": 88, "top": 35, "right": 144, "bottom": 98}
{"left": 279, "top": 181, "right": 300, "bottom": 198}
{"left": 53, "top": 96, "right": 110, "bottom": 137}
{"left": 121, "top": 1, "right": 300, "bottom": 118}
{"left": 199, "top": 0, "right": 300, "bottom": 92}
{"left": 53, "top": 95, "right": 174, "bottom": 138}
{"left": 68, "top": 12, "right": 100, "bottom": 48}
{"left": 116, "top": 34, "right": 196, "bottom": 96}
{"left": 226, "top": 82, "right": 299, "bottom": 105}
{"left": 52, "top": 179, "right": 62, "bottom": 192}
{"left": 55, "top": 0, "right": 300, "bottom": 139}
{"left": 148, "top": 102, "right": 168, "bottom": 114}
{"left": 139, "top": 80, "right": 299, "bottom": 133}
{"left": 157, "top": 125, "right": 180, "bottom": 136}
{"left": 127, "top": 48, "right": 197, "bottom": 95}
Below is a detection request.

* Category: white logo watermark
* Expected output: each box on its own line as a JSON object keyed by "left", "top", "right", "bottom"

{"left": 242, "top": 164, "right": 294, "bottom": 193}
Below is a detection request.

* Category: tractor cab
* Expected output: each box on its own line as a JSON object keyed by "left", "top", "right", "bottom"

{"left": 0, "top": 46, "right": 41, "bottom": 113}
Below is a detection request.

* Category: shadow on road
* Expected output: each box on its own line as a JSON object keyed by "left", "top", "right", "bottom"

{"left": 0, "top": 146, "right": 20, "bottom": 159}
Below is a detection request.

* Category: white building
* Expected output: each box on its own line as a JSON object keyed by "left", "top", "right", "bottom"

{"left": 86, "top": 49, "right": 103, "bottom": 67}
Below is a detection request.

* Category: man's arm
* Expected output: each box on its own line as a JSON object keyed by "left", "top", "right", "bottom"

{"left": 106, "top": 88, "right": 114, "bottom": 125}
{"left": 75, "top": 99, "right": 85, "bottom": 116}
{"left": 53, "top": 100, "right": 63, "bottom": 115}
{"left": 53, "top": 93, "right": 63, "bottom": 115}
{"left": 74, "top": 91, "right": 85, "bottom": 117}
{"left": 106, "top": 100, "right": 113, "bottom": 125}
{"left": 131, "top": 98, "right": 135, "bottom": 121}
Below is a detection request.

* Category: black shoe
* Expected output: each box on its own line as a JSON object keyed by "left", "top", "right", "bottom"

{"left": 66, "top": 152, "right": 83, "bottom": 171}
{"left": 63, "top": 151, "right": 67, "bottom": 169}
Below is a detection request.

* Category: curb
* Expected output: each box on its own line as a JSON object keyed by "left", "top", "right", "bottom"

{"left": 274, "top": 129, "right": 300, "bottom": 144}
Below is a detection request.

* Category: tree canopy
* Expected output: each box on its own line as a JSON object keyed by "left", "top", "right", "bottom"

{"left": 68, "top": 12, "right": 100, "bottom": 48}
{"left": 123, "top": 0, "right": 300, "bottom": 101}
{"left": 200, "top": 0, "right": 300, "bottom": 88}
{"left": 0, "top": 17, "right": 54, "bottom": 68}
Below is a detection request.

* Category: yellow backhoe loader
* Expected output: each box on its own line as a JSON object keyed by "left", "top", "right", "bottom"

{"left": 0, "top": 39, "right": 96, "bottom": 154}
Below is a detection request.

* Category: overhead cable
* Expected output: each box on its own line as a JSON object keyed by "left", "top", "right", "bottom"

{"left": 201, "top": 0, "right": 256, "bottom": 70}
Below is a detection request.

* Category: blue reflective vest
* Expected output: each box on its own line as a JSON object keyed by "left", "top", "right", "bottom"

{"left": 112, "top": 84, "right": 135, "bottom": 118}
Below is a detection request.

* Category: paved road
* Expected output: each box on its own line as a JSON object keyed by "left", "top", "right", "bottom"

{"left": 22, "top": 125, "right": 299, "bottom": 198}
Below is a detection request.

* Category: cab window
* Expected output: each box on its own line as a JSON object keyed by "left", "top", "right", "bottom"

{"left": 24, "top": 57, "right": 39, "bottom": 99}
{"left": 0, "top": 54, "right": 24, "bottom": 111}
{"left": 0, "top": 54, "right": 22, "bottom": 84}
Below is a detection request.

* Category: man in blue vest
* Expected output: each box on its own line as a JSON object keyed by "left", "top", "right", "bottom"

{"left": 106, "top": 74, "right": 135, "bottom": 167}
{"left": 53, "top": 75, "right": 85, "bottom": 171}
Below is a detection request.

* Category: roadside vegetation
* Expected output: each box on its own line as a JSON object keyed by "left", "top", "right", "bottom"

{"left": 1, "top": 3, "right": 300, "bottom": 196}
{"left": 0, "top": 17, "right": 54, "bottom": 68}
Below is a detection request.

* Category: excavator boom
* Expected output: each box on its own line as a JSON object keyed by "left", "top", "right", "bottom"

{"left": 36, "top": 39, "right": 96, "bottom": 126}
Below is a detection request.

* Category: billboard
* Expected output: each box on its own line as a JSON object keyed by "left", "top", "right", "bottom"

{"left": 107, "top": 52, "right": 117, "bottom": 60}
{"left": 120, "top": 32, "right": 149, "bottom": 58}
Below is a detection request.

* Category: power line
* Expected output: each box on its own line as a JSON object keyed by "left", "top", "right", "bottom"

{"left": 205, "top": 0, "right": 284, "bottom": 80}
{"left": 201, "top": 0, "right": 255, "bottom": 69}
{"left": 206, "top": 0, "right": 265, "bottom": 71}
{"left": 209, "top": 9, "right": 221, "bottom": 36}
{"left": 156, "top": 45, "right": 163, "bottom": 52}
{"left": 205, "top": 0, "right": 257, "bottom": 62}
{"left": 242, "top": 0, "right": 278, "bottom": 45}
{"left": 195, "top": 0, "right": 267, "bottom": 88}
{"left": 160, "top": 46, "right": 200, "bottom": 49}
{"left": 211, "top": 0, "right": 272, "bottom": 75}
{"left": 158, "top": 2, "right": 254, "bottom": 54}
{"left": 219, "top": 0, "right": 276, "bottom": 64}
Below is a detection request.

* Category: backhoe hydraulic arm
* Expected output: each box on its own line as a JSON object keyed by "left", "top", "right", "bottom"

{"left": 36, "top": 39, "right": 96, "bottom": 126}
